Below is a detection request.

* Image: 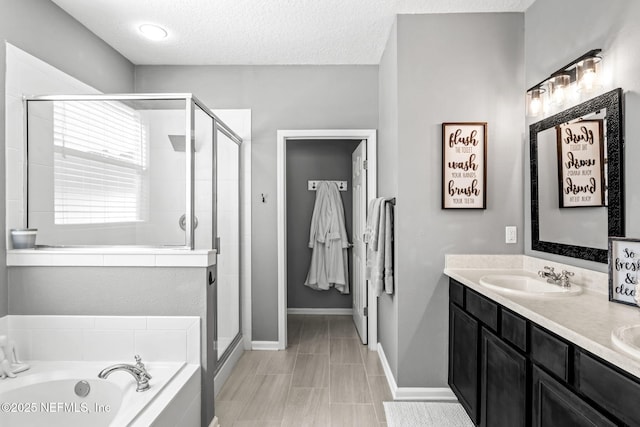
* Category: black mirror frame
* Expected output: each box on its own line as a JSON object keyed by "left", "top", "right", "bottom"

{"left": 530, "top": 88, "right": 624, "bottom": 263}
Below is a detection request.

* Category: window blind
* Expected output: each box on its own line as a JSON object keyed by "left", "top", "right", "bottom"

{"left": 53, "top": 100, "right": 148, "bottom": 225}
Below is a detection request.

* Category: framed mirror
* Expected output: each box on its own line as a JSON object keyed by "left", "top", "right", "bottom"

{"left": 530, "top": 88, "right": 624, "bottom": 263}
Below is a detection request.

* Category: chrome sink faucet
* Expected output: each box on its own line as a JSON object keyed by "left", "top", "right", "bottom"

{"left": 538, "top": 266, "right": 574, "bottom": 288}
{"left": 98, "top": 355, "right": 152, "bottom": 392}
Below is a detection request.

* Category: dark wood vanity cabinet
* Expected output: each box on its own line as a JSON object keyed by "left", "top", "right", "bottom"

{"left": 449, "top": 281, "right": 527, "bottom": 426}
{"left": 449, "top": 278, "right": 640, "bottom": 427}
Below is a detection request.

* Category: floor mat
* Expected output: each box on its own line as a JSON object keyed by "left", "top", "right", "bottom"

{"left": 383, "top": 402, "right": 474, "bottom": 427}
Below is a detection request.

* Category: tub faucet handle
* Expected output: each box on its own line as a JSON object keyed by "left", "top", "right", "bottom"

{"left": 134, "top": 355, "right": 151, "bottom": 380}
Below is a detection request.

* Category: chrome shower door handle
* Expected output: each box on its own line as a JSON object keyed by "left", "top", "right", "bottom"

{"left": 179, "top": 214, "right": 199, "bottom": 231}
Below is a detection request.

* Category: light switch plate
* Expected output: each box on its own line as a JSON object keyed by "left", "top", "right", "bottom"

{"left": 505, "top": 226, "right": 517, "bottom": 244}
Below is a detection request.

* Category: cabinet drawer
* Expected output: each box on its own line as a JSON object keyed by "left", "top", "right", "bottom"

{"left": 576, "top": 351, "right": 640, "bottom": 427}
{"left": 449, "top": 279, "right": 465, "bottom": 307}
{"left": 466, "top": 290, "right": 498, "bottom": 332}
{"left": 531, "top": 326, "right": 571, "bottom": 382}
{"left": 501, "top": 309, "right": 527, "bottom": 352}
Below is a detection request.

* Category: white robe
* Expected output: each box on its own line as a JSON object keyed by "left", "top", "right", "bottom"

{"left": 304, "top": 181, "right": 350, "bottom": 294}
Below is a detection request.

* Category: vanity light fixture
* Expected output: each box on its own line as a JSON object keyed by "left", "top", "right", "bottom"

{"left": 138, "top": 24, "right": 168, "bottom": 41}
{"left": 526, "top": 49, "right": 602, "bottom": 117}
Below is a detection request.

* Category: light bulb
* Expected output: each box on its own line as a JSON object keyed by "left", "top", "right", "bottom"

{"left": 550, "top": 74, "right": 570, "bottom": 106}
{"left": 530, "top": 97, "right": 542, "bottom": 116}
{"left": 553, "top": 87, "right": 565, "bottom": 104}
{"left": 582, "top": 71, "right": 596, "bottom": 91}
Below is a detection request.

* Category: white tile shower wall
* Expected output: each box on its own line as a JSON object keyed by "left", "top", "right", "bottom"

{"left": 138, "top": 109, "right": 190, "bottom": 247}
{"left": 0, "top": 316, "right": 7, "bottom": 337}
{"left": 7, "top": 315, "right": 200, "bottom": 363}
{"left": 4, "top": 43, "right": 99, "bottom": 247}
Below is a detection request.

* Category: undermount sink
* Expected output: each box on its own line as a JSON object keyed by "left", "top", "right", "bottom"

{"left": 612, "top": 325, "right": 640, "bottom": 360}
{"left": 478, "top": 273, "right": 582, "bottom": 298}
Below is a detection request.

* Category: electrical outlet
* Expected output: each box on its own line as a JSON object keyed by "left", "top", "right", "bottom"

{"left": 505, "top": 226, "right": 517, "bottom": 244}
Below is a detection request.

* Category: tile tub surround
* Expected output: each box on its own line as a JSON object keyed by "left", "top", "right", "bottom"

{"left": 0, "top": 315, "right": 202, "bottom": 426}
{"left": 444, "top": 261, "right": 640, "bottom": 380}
{"left": 7, "top": 248, "right": 217, "bottom": 268}
{"left": 5, "top": 315, "right": 200, "bottom": 364}
{"left": 0, "top": 316, "right": 7, "bottom": 336}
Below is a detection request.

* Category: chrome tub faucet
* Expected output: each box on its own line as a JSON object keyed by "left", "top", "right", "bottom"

{"left": 538, "top": 266, "right": 574, "bottom": 288}
{"left": 98, "top": 355, "right": 152, "bottom": 392}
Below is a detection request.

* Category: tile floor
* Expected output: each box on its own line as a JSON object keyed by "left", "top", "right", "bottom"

{"left": 215, "top": 315, "right": 393, "bottom": 426}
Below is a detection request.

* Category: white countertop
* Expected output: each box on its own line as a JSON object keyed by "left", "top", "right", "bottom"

{"left": 444, "top": 259, "right": 640, "bottom": 380}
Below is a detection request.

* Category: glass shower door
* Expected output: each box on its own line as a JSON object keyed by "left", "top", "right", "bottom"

{"left": 215, "top": 125, "right": 241, "bottom": 362}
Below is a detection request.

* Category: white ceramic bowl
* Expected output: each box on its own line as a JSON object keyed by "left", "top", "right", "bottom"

{"left": 10, "top": 228, "right": 37, "bottom": 249}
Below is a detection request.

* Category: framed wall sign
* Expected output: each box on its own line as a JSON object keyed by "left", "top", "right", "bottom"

{"left": 608, "top": 237, "right": 640, "bottom": 307}
{"left": 556, "top": 119, "right": 605, "bottom": 208}
{"left": 442, "top": 122, "right": 487, "bottom": 209}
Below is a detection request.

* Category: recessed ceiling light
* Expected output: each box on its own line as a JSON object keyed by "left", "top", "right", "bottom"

{"left": 138, "top": 24, "right": 168, "bottom": 41}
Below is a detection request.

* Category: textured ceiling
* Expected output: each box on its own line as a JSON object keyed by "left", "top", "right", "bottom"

{"left": 51, "top": 0, "right": 536, "bottom": 65}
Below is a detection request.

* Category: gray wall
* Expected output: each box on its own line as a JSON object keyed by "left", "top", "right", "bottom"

{"left": 378, "top": 13, "right": 525, "bottom": 387}
{"left": 286, "top": 139, "right": 358, "bottom": 309}
{"left": 135, "top": 65, "right": 379, "bottom": 341}
{"left": 524, "top": 0, "right": 640, "bottom": 273}
{"left": 377, "top": 20, "right": 399, "bottom": 380}
{"left": 8, "top": 267, "right": 204, "bottom": 316}
{"left": 0, "top": 0, "right": 135, "bottom": 317}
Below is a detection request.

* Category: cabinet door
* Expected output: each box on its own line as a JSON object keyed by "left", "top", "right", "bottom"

{"left": 532, "top": 365, "right": 616, "bottom": 427}
{"left": 576, "top": 350, "right": 640, "bottom": 427}
{"left": 449, "top": 303, "right": 480, "bottom": 424}
{"left": 481, "top": 328, "right": 527, "bottom": 427}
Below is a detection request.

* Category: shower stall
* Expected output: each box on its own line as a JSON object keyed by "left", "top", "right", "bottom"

{"left": 23, "top": 93, "right": 242, "bottom": 366}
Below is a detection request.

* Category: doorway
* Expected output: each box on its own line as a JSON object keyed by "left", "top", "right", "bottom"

{"left": 276, "top": 129, "right": 377, "bottom": 351}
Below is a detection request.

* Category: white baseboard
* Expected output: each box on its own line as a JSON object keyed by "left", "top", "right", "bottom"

{"left": 209, "top": 416, "right": 220, "bottom": 427}
{"left": 287, "top": 308, "right": 353, "bottom": 315}
{"left": 377, "top": 343, "right": 458, "bottom": 401}
{"left": 214, "top": 336, "right": 245, "bottom": 397}
{"left": 251, "top": 341, "right": 280, "bottom": 350}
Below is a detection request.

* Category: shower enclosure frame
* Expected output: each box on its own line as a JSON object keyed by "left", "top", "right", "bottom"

{"left": 23, "top": 93, "right": 242, "bottom": 249}
{"left": 23, "top": 92, "right": 245, "bottom": 369}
